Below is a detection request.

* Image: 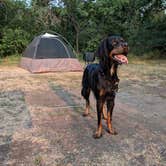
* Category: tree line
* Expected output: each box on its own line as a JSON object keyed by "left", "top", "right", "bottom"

{"left": 0, "top": 0, "right": 166, "bottom": 58}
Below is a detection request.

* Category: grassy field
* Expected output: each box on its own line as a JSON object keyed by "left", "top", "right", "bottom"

{"left": 0, "top": 54, "right": 166, "bottom": 66}
{"left": 0, "top": 55, "right": 166, "bottom": 165}
{"left": 0, "top": 55, "right": 22, "bottom": 66}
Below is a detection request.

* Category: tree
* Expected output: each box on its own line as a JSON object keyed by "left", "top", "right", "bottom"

{"left": 0, "top": 0, "right": 166, "bottom": 57}
{"left": 58, "top": 0, "right": 90, "bottom": 53}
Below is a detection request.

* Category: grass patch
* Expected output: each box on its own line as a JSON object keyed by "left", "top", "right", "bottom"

{"left": 128, "top": 53, "right": 166, "bottom": 65}
{"left": 0, "top": 53, "right": 165, "bottom": 67}
{"left": 0, "top": 54, "right": 21, "bottom": 66}
{"left": 34, "top": 155, "right": 43, "bottom": 166}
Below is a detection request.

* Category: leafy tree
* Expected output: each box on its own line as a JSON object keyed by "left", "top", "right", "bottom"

{"left": 0, "top": 28, "right": 29, "bottom": 57}
{"left": 126, "top": 0, "right": 166, "bottom": 55}
{"left": 0, "top": 0, "right": 165, "bottom": 58}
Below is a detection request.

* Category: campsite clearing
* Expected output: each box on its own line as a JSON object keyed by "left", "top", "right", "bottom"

{"left": 0, "top": 60, "right": 166, "bottom": 166}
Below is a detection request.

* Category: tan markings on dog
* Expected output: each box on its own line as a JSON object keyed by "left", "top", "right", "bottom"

{"left": 107, "top": 111, "right": 117, "bottom": 135}
{"left": 107, "top": 111, "right": 112, "bottom": 130}
{"left": 109, "top": 52, "right": 113, "bottom": 59}
{"left": 99, "top": 89, "right": 105, "bottom": 96}
{"left": 110, "top": 63, "right": 115, "bottom": 76}
{"left": 94, "top": 115, "right": 103, "bottom": 138}
{"left": 102, "top": 104, "right": 107, "bottom": 120}
{"left": 83, "top": 101, "right": 90, "bottom": 116}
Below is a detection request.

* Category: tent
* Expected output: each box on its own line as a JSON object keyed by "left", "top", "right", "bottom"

{"left": 20, "top": 33, "right": 82, "bottom": 73}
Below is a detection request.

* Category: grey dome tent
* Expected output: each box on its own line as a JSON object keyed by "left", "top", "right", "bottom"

{"left": 20, "top": 33, "right": 82, "bottom": 73}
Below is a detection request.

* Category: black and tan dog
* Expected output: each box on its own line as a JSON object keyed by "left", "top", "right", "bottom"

{"left": 81, "top": 35, "right": 129, "bottom": 138}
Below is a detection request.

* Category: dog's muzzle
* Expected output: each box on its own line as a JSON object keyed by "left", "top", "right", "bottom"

{"left": 111, "top": 42, "right": 129, "bottom": 65}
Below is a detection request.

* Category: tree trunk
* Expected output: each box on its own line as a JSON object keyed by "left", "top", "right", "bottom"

{"left": 70, "top": 15, "right": 80, "bottom": 53}
{"left": 76, "top": 30, "right": 79, "bottom": 53}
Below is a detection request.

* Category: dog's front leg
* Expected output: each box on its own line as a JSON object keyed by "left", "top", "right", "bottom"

{"left": 106, "top": 98, "right": 117, "bottom": 135}
{"left": 102, "top": 104, "right": 107, "bottom": 120}
{"left": 93, "top": 99, "right": 104, "bottom": 138}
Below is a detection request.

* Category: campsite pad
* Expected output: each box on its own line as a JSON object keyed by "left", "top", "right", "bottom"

{"left": 0, "top": 61, "right": 166, "bottom": 165}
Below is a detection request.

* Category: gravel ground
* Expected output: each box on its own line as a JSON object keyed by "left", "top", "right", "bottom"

{"left": 0, "top": 61, "right": 165, "bottom": 166}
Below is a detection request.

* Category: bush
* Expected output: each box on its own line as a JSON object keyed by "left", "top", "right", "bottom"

{"left": 0, "top": 28, "right": 30, "bottom": 57}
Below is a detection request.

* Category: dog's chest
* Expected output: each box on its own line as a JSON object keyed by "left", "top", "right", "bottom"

{"left": 97, "top": 74, "right": 118, "bottom": 93}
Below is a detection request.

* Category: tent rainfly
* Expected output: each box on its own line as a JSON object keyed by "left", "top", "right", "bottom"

{"left": 20, "top": 33, "right": 82, "bottom": 73}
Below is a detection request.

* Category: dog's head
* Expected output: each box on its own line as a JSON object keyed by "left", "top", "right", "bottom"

{"left": 96, "top": 35, "right": 129, "bottom": 65}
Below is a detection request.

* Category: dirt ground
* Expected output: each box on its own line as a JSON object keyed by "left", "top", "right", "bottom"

{"left": 0, "top": 60, "right": 166, "bottom": 166}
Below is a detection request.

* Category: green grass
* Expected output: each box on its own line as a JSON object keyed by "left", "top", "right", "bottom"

{"left": 34, "top": 155, "right": 43, "bottom": 166}
{"left": 0, "top": 54, "right": 21, "bottom": 66}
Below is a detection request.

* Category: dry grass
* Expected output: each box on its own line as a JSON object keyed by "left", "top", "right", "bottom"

{"left": 0, "top": 60, "right": 166, "bottom": 166}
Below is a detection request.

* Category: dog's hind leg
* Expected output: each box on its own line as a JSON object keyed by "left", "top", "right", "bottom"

{"left": 81, "top": 67, "right": 91, "bottom": 116}
{"left": 81, "top": 88, "right": 91, "bottom": 116}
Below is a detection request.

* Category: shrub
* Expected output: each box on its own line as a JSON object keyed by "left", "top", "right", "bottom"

{"left": 0, "top": 28, "right": 30, "bottom": 57}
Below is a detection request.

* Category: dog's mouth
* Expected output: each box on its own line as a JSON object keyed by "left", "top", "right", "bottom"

{"left": 110, "top": 46, "right": 129, "bottom": 65}
{"left": 113, "top": 54, "right": 128, "bottom": 65}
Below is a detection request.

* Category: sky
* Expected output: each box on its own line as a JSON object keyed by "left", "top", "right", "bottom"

{"left": 24, "top": 0, "right": 60, "bottom": 6}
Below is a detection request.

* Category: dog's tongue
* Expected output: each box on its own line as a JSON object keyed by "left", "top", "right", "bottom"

{"left": 114, "top": 54, "right": 128, "bottom": 64}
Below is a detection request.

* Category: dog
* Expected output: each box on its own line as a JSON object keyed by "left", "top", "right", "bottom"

{"left": 81, "top": 35, "right": 129, "bottom": 138}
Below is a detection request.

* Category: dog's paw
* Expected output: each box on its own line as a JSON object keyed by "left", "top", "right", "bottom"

{"left": 93, "top": 131, "right": 102, "bottom": 139}
{"left": 107, "top": 128, "right": 118, "bottom": 135}
{"left": 82, "top": 112, "right": 90, "bottom": 117}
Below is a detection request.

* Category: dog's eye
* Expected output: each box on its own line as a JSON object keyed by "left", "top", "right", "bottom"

{"left": 112, "top": 41, "right": 118, "bottom": 46}
{"left": 120, "top": 39, "right": 124, "bottom": 42}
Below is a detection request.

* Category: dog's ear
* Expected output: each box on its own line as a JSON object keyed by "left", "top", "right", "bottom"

{"left": 107, "top": 36, "right": 114, "bottom": 51}
{"left": 95, "top": 38, "right": 109, "bottom": 58}
{"left": 94, "top": 38, "right": 109, "bottom": 69}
